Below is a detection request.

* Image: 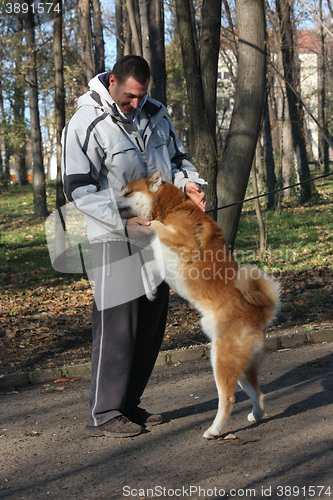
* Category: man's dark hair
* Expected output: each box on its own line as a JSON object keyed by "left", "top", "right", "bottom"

{"left": 111, "top": 55, "right": 150, "bottom": 84}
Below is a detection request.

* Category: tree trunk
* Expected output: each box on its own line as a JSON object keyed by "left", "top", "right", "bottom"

{"left": 262, "top": 93, "right": 276, "bottom": 209}
{"left": 24, "top": 1, "right": 48, "bottom": 217}
{"left": 139, "top": 0, "right": 166, "bottom": 104}
{"left": 0, "top": 89, "right": 11, "bottom": 188}
{"left": 277, "top": 89, "right": 294, "bottom": 197}
{"left": 126, "top": 0, "right": 142, "bottom": 55}
{"left": 0, "top": 137, "right": 3, "bottom": 187}
{"left": 217, "top": 0, "right": 266, "bottom": 250}
{"left": 175, "top": 0, "right": 220, "bottom": 214}
{"left": 200, "top": 0, "right": 222, "bottom": 145}
{"left": 78, "top": 0, "right": 96, "bottom": 88}
{"left": 138, "top": 0, "right": 149, "bottom": 58}
{"left": 13, "top": 74, "right": 28, "bottom": 186}
{"left": 276, "top": 0, "right": 313, "bottom": 203}
{"left": 318, "top": 0, "right": 330, "bottom": 174}
{"left": 115, "top": 0, "right": 124, "bottom": 58}
{"left": 13, "top": 17, "right": 28, "bottom": 186}
{"left": 53, "top": 0, "right": 66, "bottom": 209}
{"left": 91, "top": 0, "right": 105, "bottom": 74}
{"left": 251, "top": 157, "right": 266, "bottom": 254}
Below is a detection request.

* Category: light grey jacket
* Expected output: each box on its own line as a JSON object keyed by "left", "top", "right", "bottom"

{"left": 61, "top": 72, "right": 206, "bottom": 242}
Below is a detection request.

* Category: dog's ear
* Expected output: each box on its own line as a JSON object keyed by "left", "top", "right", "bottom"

{"left": 149, "top": 171, "right": 163, "bottom": 193}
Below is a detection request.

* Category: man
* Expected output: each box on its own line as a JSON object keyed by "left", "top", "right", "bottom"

{"left": 62, "top": 55, "right": 206, "bottom": 438}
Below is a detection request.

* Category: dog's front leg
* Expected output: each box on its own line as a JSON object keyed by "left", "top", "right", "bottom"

{"left": 150, "top": 220, "right": 188, "bottom": 249}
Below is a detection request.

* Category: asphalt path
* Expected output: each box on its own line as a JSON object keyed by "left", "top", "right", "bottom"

{"left": 1, "top": 342, "right": 332, "bottom": 500}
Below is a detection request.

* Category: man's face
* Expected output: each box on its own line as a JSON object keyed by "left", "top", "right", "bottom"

{"left": 109, "top": 75, "right": 149, "bottom": 115}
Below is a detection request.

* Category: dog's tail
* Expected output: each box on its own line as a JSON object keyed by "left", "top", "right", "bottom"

{"left": 234, "top": 264, "right": 281, "bottom": 326}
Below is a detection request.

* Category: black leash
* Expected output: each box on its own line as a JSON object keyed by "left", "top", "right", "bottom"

{"left": 206, "top": 171, "right": 333, "bottom": 214}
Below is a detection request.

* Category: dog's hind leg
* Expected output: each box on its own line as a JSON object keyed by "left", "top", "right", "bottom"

{"left": 203, "top": 338, "right": 240, "bottom": 440}
{"left": 238, "top": 357, "right": 265, "bottom": 424}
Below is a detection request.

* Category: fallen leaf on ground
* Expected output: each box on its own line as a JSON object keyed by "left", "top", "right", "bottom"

{"left": 53, "top": 377, "right": 81, "bottom": 383}
{"left": 218, "top": 433, "right": 238, "bottom": 442}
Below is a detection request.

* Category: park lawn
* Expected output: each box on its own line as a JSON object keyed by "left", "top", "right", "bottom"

{"left": 235, "top": 174, "right": 333, "bottom": 273}
{"left": 0, "top": 181, "right": 59, "bottom": 287}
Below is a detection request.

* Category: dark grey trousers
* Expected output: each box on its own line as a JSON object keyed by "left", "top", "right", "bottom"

{"left": 87, "top": 241, "right": 169, "bottom": 427}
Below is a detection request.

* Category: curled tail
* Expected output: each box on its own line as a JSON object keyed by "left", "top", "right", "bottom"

{"left": 234, "top": 264, "right": 281, "bottom": 326}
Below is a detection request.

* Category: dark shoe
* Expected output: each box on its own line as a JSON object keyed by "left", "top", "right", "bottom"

{"left": 86, "top": 415, "right": 144, "bottom": 438}
{"left": 125, "top": 407, "right": 163, "bottom": 426}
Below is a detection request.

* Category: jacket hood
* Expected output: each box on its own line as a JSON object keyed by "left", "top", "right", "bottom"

{"left": 76, "top": 73, "right": 115, "bottom": 113}
{"left": 90, "top": 72, "right": 114, "bottom": 104}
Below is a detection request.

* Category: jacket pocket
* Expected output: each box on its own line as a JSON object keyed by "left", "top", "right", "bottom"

{"left": 111, "top": 147, "right": 136, "bottom": 159}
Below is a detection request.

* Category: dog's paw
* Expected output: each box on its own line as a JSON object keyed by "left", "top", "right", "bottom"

{"left": 247, "top": 410, "right": 264, "bottom": 423}
{"left": 150, "top": 220, "right": 164, "bottom": 231}
{"left": 203, "top": 428, "right": 219, "bottom": 440}
{"left": 247, "top": 412, "right": 256, "bottom": 423}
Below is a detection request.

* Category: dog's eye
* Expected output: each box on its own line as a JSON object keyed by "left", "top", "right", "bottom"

{"left": 124, "top": 191, "right": 132, "bottom": 197}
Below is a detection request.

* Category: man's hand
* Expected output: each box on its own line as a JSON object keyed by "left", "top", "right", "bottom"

{"left": 126, "top": 217, "right": 152, "bottom": 238}
{"left": 185, "top": 182, "right": 207, "bottom": 212}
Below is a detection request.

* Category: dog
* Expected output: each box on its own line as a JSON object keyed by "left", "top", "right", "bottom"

{"left": 117, "top": 171, "right": 280, "bottom": 439}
